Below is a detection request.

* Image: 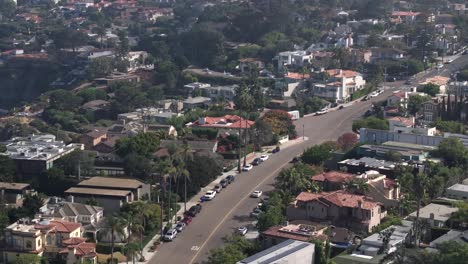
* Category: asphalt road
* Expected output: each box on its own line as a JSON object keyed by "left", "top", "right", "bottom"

{"left": 151, "top": 54, "right": 468, "bottom": 264}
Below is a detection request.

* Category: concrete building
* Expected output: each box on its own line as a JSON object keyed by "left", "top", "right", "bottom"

{"left": 0, "top": 182, "right": 34, "bottom": 208}
{"left": 445, "top": 184, "right": 468, "bottom": 200}
{"left": 184, "top": 82, "right": 211, "bottom": 95}
{"left": 94, "top": 72, "right": 140, "bottom": 86}
{"left": 237, "top": 239, "right": 315, "bottom": 264}
{"left": 261, "top": 221, "right": 328, "bottom": 247}
{"left": 357, "top": 141, "right": 436, "bottom": 161}
{"left": 183, "top": 97, "right": 212, "bottom": 110}
{"left": 429, "top": 230, "right": 468, "bottom": 248}
{"left": 80, "top": 128, "right": 107, "bottom": 150}
{"left": 276, "top": 50, "right": 313, "bottom": 70}
{"left": 337, "top": 157, "right": 399, "bottom": 177}
{"left": 65, "top": 177, "right": 150, "bottom": 215}
{"left": 310, "top": 69, "right": 366, "bottom": 103}
{"left": 1, "top": 134, "right": 83, "bottom": 179}
{"left": 407, "top": 203, "right": 459, "bottom": 228}
{"left": 2, "top": 219, "right": 96, "bottom": 264}
{"left": 198, "top": 85, "right": 238, "bottom": 101}
{"left": 287, "top": 190, "right": 385, "bottom": 233}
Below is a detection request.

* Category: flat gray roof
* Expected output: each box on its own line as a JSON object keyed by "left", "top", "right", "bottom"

{"left": 237, "top": 239, "right": 314, "bottom": 264}
{"left": 447, "top": 184, "right": 468, "bottom": 192}
{"left": 65, "top": 187, "right": 131, "bottom": 197}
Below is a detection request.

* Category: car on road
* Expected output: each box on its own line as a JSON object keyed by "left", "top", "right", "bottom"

{"left": 259, "top": 154, "right": 269, "bottom": 161}
{"left": 252, "top": 158, "right": 263, "bottom": 166}
{"left": 251, "top": 190, "right": 263, "bottom": 198}
{"left": 182, "top": 216, "right": 193, "bottom": 225}
{"left": 237, "top": 226, "right": 248, "bottom": 236}
{"left": 220, "top": 179, "right": 229, "bottom": 187}
{"left": 163, "top": 229, "right": 177, "bottom": 241}
{"left": 203, "top": 190, "right": 216, "bottom": 200}
{"left": 436, "top": 63, "right": 444, "bottom": 69}
{"left": 369, "top": 91, "right": 379, "bottom": 98}
{"left": 214, "top": 184, "right": 222, "bottom": 193}
{"left": 315, "top": 108, "right": 328, "bottom": 115}
{"left": 175, "top": 222, "right": 186, "bottom": 232}
{"left": 272, "top": 146, "right": 281, "bottom": 153}
{"left": 242, "top": 164, "right": 253, "bottom": 171}
{"left": 185, "top": 204, "right": 202, "bottom": 217}
{"left": 404, "top": 79, "right": 413, "bottom": 85}
{"left": 338, "top": 105, "right": 345, "bottom": 110}
{"left": 250, "top": 208, "right": 262, "bottom": 218}
{"left": 226, "top": 175, "right": 235, "bottom": 183}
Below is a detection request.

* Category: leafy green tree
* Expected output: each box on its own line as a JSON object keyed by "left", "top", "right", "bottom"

{"left": 50, "top": 27, "right": 88, "bottom": 52}
{"left": 257, "top": 193, "right": 285, "bottom": 231}
{"left": 181, "top": 27, "right": 225, "bottom": 67}
{"left": 337, "top": 132, "right": 359, "bottom": 152}
{"left": 344, "top": 178, "right": 369, "bottom": 195}
{"left": 56, "top": 150, "right": 96, "bottom": 176}
{"left": 207, "top": 244, "right": 246, "bottom": 264}
{"left": 262, "top": 110, "right": 296, "bottom": 138}
{"left": 123, "top": 154, "right": 153, "bottom": 180}
{"left": 87, "top": 57, "right": 114, "bottom": 79}
{"left": 77, "top": 87, "right": 108, "bottom": 102}
{"left": 116, "top": 132, "right": 162, "bottom": 157}
{"left": 0, "top": 155, "right": 16, "bottom": 182}
{"left": 106, "top": 216, "right": 127, "bottom": 264}
{"left": 302, "top": 144, "right": 333, "bottom": 165}
{"left": 275, "top": 164, "right": 319, "bottom": 196}
{"left": 0, "top": 0, "right": 16, "bottom": 19}
{"left": 406, "top": 59, "right": 425, "bottom": 75}
{"left": 432, "top": 119, "right": 465, "bottom": 134}
{"left": 417, "top": 83, "right": 440, "bottom": 97}
{"left": 352, "top": 117, "right": 389, "bottom": 132}
{"left": 407, "top": 95, "right": 431, "bottom": 115}
{"left": 423, "top": 241, "right": 468, "bottom": 264}
{"left": 48, "top": 89, "right": 83, "bottom": 111}
{"left": 383, "top": 151, "right": 402, "bottom": 162}
{"left": 13, "top": 255, "right": 42, "bottom": 264}
{"left": 434, "top": 138, "right": 468, "bottom": 167}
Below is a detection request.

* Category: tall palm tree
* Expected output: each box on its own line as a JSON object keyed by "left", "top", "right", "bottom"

{"left": 106, "top": 216, "right": 126, "bottom": 264}
{"left": 178, "top": 141, "right": 193, "bottom": 213}
{"left": 344, "top": 179, "right": 369, "bottom": 195}
{"left": 125, "top": 242, "right": 140, "bottom": 264}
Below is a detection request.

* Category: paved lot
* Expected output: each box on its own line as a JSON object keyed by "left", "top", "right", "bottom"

{"left": 150, "top": 54, "right": 468, "bottom": 264}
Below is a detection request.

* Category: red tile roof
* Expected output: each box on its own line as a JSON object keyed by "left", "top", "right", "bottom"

{"left": 296, "top": 190, "right": 380, "bottom": 210}
{"left": 387, "top": 116, "right": 414, "bottom": 127}
{"left": 391, "top": 91, "right": 406, "bottom": 98}
{"left": 384, "top": 178, "right": 397, "bottom": 189}
{"left": 73, "top": 242, "right": 96, "bottom": 257}
{"left": 311, "top": 171, "right": 354, "bottom": 183}
{"left": 191, "top": 115, "right": 254, "bottom": 129}
{"left": 392, "top": 11, "right": 420, "bottom": 17}
{"left": 62, "top": 237, "right": 86, "bottom": 246}
{"left": 326, "top": 69, "right": 360, "bottom": 78}
{"left": 286, "top": 72, "right": 311, "bottom": 79}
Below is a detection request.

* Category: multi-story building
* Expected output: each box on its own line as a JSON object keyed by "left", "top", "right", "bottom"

{"left": 2, "top": 219, "right": 96, "bottom": 264}
{"left": 276, "top": 50, "right": 313, "bottom": 70}
{"left": 198, "top": 85, "right": 238, "bottom": 101}
{"left": 1, "top": 134, "right": 83, "bottom": 179}
{"left": 0, "top": 182, "right": 34, "bottom": 208}
{"left": 287, "top": 190, "right": 386, "bottom": 233}
{"left": 310, "top": 69, "right": 366, "bottom": 103}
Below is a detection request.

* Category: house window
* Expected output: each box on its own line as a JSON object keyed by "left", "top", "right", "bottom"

{"left": 37, "top": 239, "right": 41, "bottom": 248}
{"left": 26, "top": 241, "right": 32, "bottom": 249}
{"left": 311, "top": 206, "right": 314, "bottom": 211}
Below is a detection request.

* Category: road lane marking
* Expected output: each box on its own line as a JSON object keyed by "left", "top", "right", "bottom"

{"left": 188, "top": 158, "right": 290, "bottom": 264}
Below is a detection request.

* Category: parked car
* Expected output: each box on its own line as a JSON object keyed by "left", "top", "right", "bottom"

{"left": 290, "top": 156, "right": 301, "bottom": 163}
{"left": 436, "top": 63, "right": 443, "bottom": 69}
{"left": 404, "top": 79, "right": 413, "bottom": 85}
{"left": 338, "top": 105, "right": 345, "bottom": 110}
{"left": 203, "top": 190, "right": 216, "bottom": 200}
{"left": 272, "top": 146, "right": 281, "bottom": 153}
{"left": 315, "top": 108, "right": 328, "bottom": 115}
{"left": 175, "top": 222, "right": 186, "bottom": 232}
{"left": 252, "top": 158, "right": 263, "bottom": 166}
{"left": 250, "top": 208, "right": 262, "bottom": 218}
{"left": 242, "top": 164, "right": 253, "bottom": 171}
{"left": 182, "top": 215, "right": 193, "bottom": 225}
{"left": 251, "top": 190, "right": 263, "bottom": 198}
{"left": 214, "top": 184, "right": 222, "bottom": 193}
{"left": 259, "top": 154, "right": 269, "bottom": 161}
{"left": 237, "top": 226, "right": 248, "bottom": 236}
{"left": 220, "top": 179, "right": 228, "bottom": 187}
{"left": 163, "top": 229, "right": 177, "bottom": 241}
{"left": 185, "top": 204, "right": 202, "bottom": 217}
{"left": 226, "top": 175, "right": 235, "bottom": 183}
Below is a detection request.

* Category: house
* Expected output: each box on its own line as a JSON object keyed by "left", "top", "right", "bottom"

{"left": 239, "top": 58, "right": 265, "bottom": 73}
{"left": 36, "top": 198, "right": 104, "bottom": 241}
{"left": 387, "top": 116, "right": 415, "bottom": 132}
{"left": 448, "top": 81, "right": 468, "bottom": 97}
{"left": 407, "top": 203, "right": 458, "bottom": 228}
{"left": 65, "top": 177, "right": 150, "bottom": 215}
{"left": 445, "top": 184, "right": 468, "bottom": 200}
{"left": 160, "top": 139, "right": 218, "bottom": 153}
{"left": 183, "top": 97, "right": 212, "bottom": 110}
{"left": 1, "top": 134, "right": 83, "bottom": 179}
{"left": 386, "top": 91, "right": 407, "bottom": 107}
{"left": 80, "top": 128, "right": 107, "bottom": 150}
{"left": 80, "top": 99, "right": 110, "bottom": 114}
{"left": 94, "top": 72, "right": 140, "bottom": 86}
{"left": 237, "top": 239, "right": 315, "bottom": 264}
{"left": 391, "top": 11, "right": 421, "bottom": 23}
{"left": 198, "top": 85, "right": 238, "bottom": 101}
{"left": 357, "top": 141, "right": 436, "bottom": 161}
{"left": 310, "top": 69, "right": 366, "bottom": 103}
{"left": 268, "top": 98, "right": 297, "bottom": 111}
{"left": 349, "top": 220, "right": 413, "bottom": 259}
{"left": 276, "top": 50, "right": 313, "bottom": 70}
{"left": 261, "top": 221, "right": 328, "bottom": 247}
{"left": 418, "top": 75, "right": 450, "bottom": 94}
{"left": 429, "top": 230, "right": 468, "bottom": 249}
{"left": 2, "top": 219, "right": 96, "bottom": 264}
{"left": 312, "top": 170, "right": 401, "bottom": 208}
{"left": 146, "top": 124, "right": 177, "bottom": 137}
{"left": 286, "top": 190, "right": 385, "bottom": 233}
{"left": 369, "top": 48, "right": 406, "bottom": 63}
{"left": 184, "top": 82, "right": 211, "bottom": 95}
{"left": 338, "top": 157, "right": 399, "bottom": 178}
{"left": 189, "top": 115, "right": 254, "bottom": 133}
{"left": 0, "top": 182, "right": 34, "bottom": 207}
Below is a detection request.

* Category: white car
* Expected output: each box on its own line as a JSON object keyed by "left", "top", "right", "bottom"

{"left": 175, "top": 222, "right": 186, "bottom": 232}
{"left": 436, "top": 63, "right": 443, "bottom": 69}
{"left": 315, "top": 109, "right": 328, "bottom": 115}
{"left": 203, "top": 190, "right": 216, "bottom": 200}
{"left": 237, "top": 226, "right": 248, "bottom": 236}
{"left": 259, "top": 154, "right": 269, "bottom": 161}
{"left": 251, "top": 190, "right": 263, "bottom": 198}
{"left": 369, "top": 91, "right": 379, "bottom": 98}
{"left": 163, "top": 229, "right": 177, "bottom": 241}
{"left": 242, "top": 164, "right": 253, "bottom": 171}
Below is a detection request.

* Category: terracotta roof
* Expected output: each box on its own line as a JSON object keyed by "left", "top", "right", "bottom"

{"left": 286, "top": 72, "right": 311, "bottom": 79}
{"left": 73, "top": 242, "right": 96, "bottom": 257}
{"left": 392, "top": 11, "right": 420, "bottom": 17}
{"left": 62, "top": 237, "right": 86, "bottom": 245}
{"left": 387, "top": 116, "right": 414, "bottom": 127}
{"left": 419, "top": 75, "right": 450, "bottom": 86}
{"left": 191, "top": 115, "right": 254, "bottom": 129}
{"left": 262, "top": 225, "right": 328, "bottom": 242}
{"left": 50, "top": 221, "right": 82, "bottom": 233}
{"left": 311, "top": 171, "right": 354, "bottom": 183}
{"left": 295, "top": 190, "right": 380, "bottom": 210}
{"left": 390, "top": 91, "right": 406, "bottom": 98}
{"left": 84, "top": 128, "right": 107, "bottom": 138}
{"left": 325, "top": 69, "right": 360, "bottom": 78}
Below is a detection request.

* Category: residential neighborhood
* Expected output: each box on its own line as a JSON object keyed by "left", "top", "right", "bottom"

{"left": 0, "top": 0, "right": 468, "bottom": 264}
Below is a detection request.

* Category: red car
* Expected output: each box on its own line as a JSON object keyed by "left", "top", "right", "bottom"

{"left": 182, "top": 216, "right": 193, "bottom": 225}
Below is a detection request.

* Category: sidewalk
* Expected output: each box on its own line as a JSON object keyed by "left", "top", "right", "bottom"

{"left": 126, "top": 137, "right": 308, "bottom": 263}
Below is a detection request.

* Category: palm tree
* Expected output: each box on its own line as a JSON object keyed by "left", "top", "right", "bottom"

{"left": 95, "top": 25, "right": 106, "bottom": 49}
{"left": 106, "top": 216, "right": 126, "bottom": 264}
{"left": 178, "top": 141, "right": 193, "bottom": 213}
{"left": 131, "top": 223, "right": 145, "bottom": 256}
{"left": 125, "top": 242, "right": 140, "bottom": 264}
{"left": 344, "top": 179, "right": 369, "bottom": 195}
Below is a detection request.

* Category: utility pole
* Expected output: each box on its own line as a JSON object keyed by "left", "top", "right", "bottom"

{"left": 237, "top": 116, "right": 242, "bottom": 172}
{"left": 302, "top": 124, "right": 305, "bottom": 140}
{"left": 243, "top": 117, "right": 248, "bottom": 167}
